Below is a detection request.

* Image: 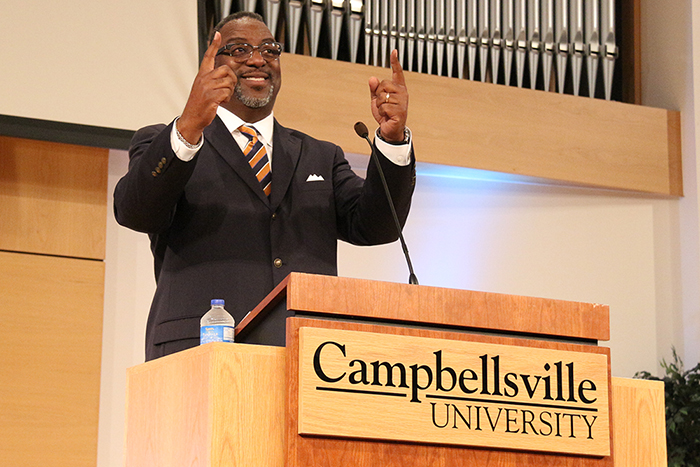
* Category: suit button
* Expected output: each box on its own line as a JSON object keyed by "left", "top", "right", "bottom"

{"left": 271, "top": 212, "right": 277, "bottom": 220}
{"left": 273, "top": 258, "right": 283, "bottom": 268}
{"left": 151, "top": 171, "right": 157, "bottom": 177}
{"left": 155, "top": 167, "right": 162, "bottom": 174}
{"left": 158, "top": 161, "right": 164, "bottom": 169}
{"left": 161, "top": 157, "right": 167, "bottom": 164}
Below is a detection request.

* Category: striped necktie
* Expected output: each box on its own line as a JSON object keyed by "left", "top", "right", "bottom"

{"left": 238, "top": 125, "right": 272, "bottom": 197}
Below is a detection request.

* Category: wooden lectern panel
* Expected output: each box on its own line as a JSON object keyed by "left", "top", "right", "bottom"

{"left": 611, "top": 378, "right": 667, "bottom": 467}
{"left": 125, "top": 343, "right": 286, "bottom": 467}
{"left": 124, "top": 274, "right": 665, "bottom": 467}
{"left": 286, "top": 317, "right": 614, "bottom": 467}
{"left": 123, "top": 343, "right": 665, "bottom": 467}
{"left": 239, "top": 273, "right": 610, "bottom": 342}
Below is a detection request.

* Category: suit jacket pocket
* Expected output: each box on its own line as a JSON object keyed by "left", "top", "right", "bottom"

{"left": 299, "top": 179, "right": 331, "bottom": 192}
{"left": 153, "top": 317, "right": 201, "bottom": 345}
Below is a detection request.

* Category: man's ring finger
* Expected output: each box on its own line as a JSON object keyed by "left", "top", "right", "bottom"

{"left": 385, "top": 92, "right": 390, "bottom": 103}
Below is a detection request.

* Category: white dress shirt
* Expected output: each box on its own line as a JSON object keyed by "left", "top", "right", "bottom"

{"left": 170, "top": 106, "right": 412, "bottom": 167}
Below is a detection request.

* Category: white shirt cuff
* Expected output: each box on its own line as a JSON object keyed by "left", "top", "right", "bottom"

{"left": 373, "top": 128, "right": 413, "bottom": 166}
{"left": 170, "top": 120, "right": 203, "bottom": 162}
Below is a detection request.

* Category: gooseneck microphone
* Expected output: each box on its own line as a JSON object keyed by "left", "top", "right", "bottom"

{"left": 354, "top": 121, "right": 419, "bottom": 285}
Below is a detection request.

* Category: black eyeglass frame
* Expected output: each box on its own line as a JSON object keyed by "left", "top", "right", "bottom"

{"left": 215, "top": 42, "right": 283, "bottom": 62}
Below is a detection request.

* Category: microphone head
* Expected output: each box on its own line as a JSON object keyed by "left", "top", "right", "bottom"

{"left": 354, "top": 121, "right": 369, "bottom": 139}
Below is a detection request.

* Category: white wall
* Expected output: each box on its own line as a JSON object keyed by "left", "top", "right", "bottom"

{"left": 641, "top": 0, "right": 700, "bottom": 367}
{"left": 98, "top": 152, "right": 153, "bottom": 467}
{"left": 339, "top": 165, "right": 665, "bottom": 377}
{"left": 0, "top": 0, "right": 198, "bottom": 130}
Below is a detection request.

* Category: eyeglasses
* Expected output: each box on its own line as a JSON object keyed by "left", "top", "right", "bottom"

{"left": 216, "top": 42, "right": 283, "bottom": 62}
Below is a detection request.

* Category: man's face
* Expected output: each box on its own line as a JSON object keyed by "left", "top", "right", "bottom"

{"left": 215, "top": 18, "right": 282, "bottom": 117}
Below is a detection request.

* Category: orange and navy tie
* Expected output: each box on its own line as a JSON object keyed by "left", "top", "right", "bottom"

{"left": 239, "top": 125, "right": 272, "bottom": 197}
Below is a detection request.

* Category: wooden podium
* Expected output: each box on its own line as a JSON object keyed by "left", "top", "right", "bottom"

{"left": 125, "top": 273, "right": 666, "bottom": 467}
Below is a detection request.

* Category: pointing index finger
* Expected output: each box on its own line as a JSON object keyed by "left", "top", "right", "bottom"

{"left": 389, "top": 49, "right": 406, "bottom": 87}
{"left": 200, "top": 31, "right": 222, "bottom": 73}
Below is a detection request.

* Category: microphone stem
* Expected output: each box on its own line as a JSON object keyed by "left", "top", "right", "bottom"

{"left": 362, "top": 135, "right": 419, "bottom": 285}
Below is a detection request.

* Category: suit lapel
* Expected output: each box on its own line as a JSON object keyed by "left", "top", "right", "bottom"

{"left": 204, "top": 116, "right": 270, "bottom": 206}
{"left": 269, "top": 120, "right": 301, "bottom": 210}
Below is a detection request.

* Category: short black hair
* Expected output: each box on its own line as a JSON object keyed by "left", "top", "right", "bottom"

{"left": 210, "top": 11, "right": 266, "bottom": 42}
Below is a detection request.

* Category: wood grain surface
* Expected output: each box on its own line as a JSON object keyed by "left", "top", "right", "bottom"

{"left": 611, "top": 377, "right": 667, "bottom": 467}
{"left": 287, "top": 317, "right": 614, "bottom": 467}
{"left": 0, "top": 251, "right": 104, "bottom": 466}
{"left": 238, "top": 273, "right": 610, "bottom": 342}
{"left": 122, "top": 340, "right": 665, "bottom": 467}
{"left": 0, "top": 135, "right": 108, "bottom": 259}
{"left": 125, "top": 343, "right": 286, "bottom": 467}
{"left": 297, "top": 327, "right": 611, "bottom": 456}
{"left": 275, "top": 54, "right": 681, "bottom": 196}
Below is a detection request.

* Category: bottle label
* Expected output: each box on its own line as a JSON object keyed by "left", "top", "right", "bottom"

{"left": 200, "top": 325, "right": 235, "bottom": 344}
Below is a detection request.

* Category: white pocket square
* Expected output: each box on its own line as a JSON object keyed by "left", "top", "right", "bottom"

{"left": 306, "top": 174, "right": 325, "bottom": 182}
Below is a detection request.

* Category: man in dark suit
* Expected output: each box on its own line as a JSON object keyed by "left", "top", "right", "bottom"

{"left": 114, "top": 11, "right": 415, "bottom": 360}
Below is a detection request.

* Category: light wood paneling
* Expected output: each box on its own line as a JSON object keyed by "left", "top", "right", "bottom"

{"left": 0, "top": 251, "right": 104, "bottom": 466}
{"left": 611, "top": 377, "right": 667, "bottom": 467}
{"left": 275, "top": 54, "right": 681, "bottom": 196}
{"left": 125, "top": 343, "right": 286, "bottom": 467}
{"left": 0, "top": 135, "right": 108, "bottom": 259}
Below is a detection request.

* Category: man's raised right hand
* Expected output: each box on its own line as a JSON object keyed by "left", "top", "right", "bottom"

{"left": 177, "top": 32, "right": 237, "bottom": 145}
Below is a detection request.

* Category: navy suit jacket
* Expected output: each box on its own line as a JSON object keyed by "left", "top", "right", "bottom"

{"left": 114, "top": 116, "right": 415, "bottom": 360}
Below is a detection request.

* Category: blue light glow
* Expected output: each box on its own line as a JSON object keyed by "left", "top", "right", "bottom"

{"left": 416, "top": 161, "right": 552, "bottom": 186}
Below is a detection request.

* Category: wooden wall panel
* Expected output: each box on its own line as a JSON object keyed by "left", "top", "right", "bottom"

{"left": 0, "top": 251, "right": 104, "bottom": 466}
{"left": 275, "top": 54, "right": 681, "bottom": 196}
{"left": 0, "top": 135, "right": 108, "bottom": 260}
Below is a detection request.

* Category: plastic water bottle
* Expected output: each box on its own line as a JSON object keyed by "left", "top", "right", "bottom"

{"left": 200, "top": 299, "right": 235, "bottom": 344}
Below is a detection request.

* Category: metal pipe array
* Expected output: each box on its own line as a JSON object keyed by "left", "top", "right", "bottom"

{"left": 223, "top": 0, "right": 618, "bottom": 99}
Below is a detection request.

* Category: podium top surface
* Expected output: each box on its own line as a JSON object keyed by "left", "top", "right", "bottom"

{"left": 237, "top": 273, "right": 610, "bottom": 342}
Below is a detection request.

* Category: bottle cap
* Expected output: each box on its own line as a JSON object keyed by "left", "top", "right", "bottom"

{"left": 211, "top": 299, "right": 225, "bottom": 306}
